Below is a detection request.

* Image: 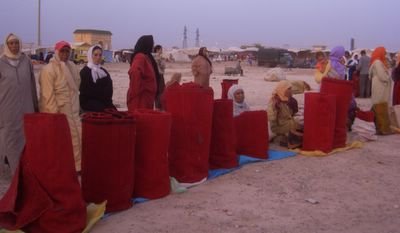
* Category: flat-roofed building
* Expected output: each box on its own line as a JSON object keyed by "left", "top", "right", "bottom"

{"left": 73, "top": 29, "right": 112, "bottom": 50}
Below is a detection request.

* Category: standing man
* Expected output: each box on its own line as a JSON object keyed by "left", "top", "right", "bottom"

{"left": 0, "top": 33, "right": 38, "bottom": 176}
{"left": 357, "top": 50, "right": 371, "bottom": 98}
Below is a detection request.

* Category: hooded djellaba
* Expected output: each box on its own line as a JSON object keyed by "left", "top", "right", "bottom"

{"left": 127, "top": 35, "right": 160, "bottom": 111}
{"left": 39, "top": 40, "right": 82, "bottom": 171}
{"left": 0, "top": 33, "right": 38, "bottom": 176}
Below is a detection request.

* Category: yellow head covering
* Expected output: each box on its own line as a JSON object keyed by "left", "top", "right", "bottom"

{"left": 273, "top": 80, "right": 291, "bottom": 101}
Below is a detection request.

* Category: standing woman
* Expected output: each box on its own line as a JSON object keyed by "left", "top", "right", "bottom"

{"left": 192, "top": 47, "right": 212, "bottom": 87}
{"left": 369, "top": 47, "right": 391, "bottom": 105}
{"left": 0, "top": 33, "right": 38, "bottom": 175}
{"left": 391, "top": 52, "right": 400, "bottom": 105}
{"left": 369, "top": 46, "right": 392, "bottom": 134}
{"left": 39, "top": 41, "right": 82, "bottom": 171}
{"left": 80, "top": 45, "right": 115, "bottom": 112}
{"left": 127, "top": 35, "right": 159, "bottom": 111}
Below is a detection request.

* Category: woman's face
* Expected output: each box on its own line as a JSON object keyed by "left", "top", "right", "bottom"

{"left": 7, "top": 39, "right": 20, "bottom": 55}
{"left": 92, "top": 48, "right": 103, "bottom": 65}
{"left": 234, "top": 89, "right": 245, "bottom": 103}
{"left": 284, "top": 87, "right": 292, "bottom": 98}
{"left": 58, "top": 47, "right": 71, "bottom": 62}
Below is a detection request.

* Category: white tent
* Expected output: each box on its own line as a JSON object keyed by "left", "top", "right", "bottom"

{"left": 166, "top": 49, "right": 191, "bottom": 62}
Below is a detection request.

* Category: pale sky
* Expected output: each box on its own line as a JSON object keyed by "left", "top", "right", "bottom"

{"left": 1, "top": 0, "right": 399, "bottom": 51}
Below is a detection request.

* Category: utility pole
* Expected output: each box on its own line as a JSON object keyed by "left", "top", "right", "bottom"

{"left": 38, "top": 0, "right": 41, "bottom": 46}
{"left": 195, "top": 28, "right": 200, "bottom": 47}
{"left": 182, "top": 25, "right": 188, "bottom": 49}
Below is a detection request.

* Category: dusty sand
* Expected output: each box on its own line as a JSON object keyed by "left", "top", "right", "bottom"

{"left": 1, "top": 61, "right": 399, "bottom": 233}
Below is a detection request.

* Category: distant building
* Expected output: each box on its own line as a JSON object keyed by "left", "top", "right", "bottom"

{"left": 311, "top": 45, "right": 327, "bottom": 51}
{"left": 73, "top": 29, "right": 112, "bottom": 50}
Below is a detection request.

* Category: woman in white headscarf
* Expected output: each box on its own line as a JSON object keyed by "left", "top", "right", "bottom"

{"left": 39, "top": 41, "right": 82, "bottom": 172}
{"left": 79, "top": 45, "right": 115, "bottom": 112}
{"left": 227, "top": 84, "right": 250, "bottom": 116}
{"left": 0, "top": 33, "right": 38, "bottom": 176}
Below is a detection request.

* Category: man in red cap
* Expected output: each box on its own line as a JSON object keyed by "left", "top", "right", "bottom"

{"left": 38, "top": 40, "right": 82, "bottom": 172}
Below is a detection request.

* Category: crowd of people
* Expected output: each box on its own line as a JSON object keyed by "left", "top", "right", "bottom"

{"left": 1, "top": 32, "right": 400, "bottom": 179}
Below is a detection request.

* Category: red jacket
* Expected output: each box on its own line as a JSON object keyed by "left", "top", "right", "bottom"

{"left": 127, "top": 53, "right": 157, "bottom": 111}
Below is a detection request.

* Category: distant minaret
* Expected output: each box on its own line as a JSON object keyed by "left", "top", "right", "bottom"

{"left": 182, "top": 26, "right": 188, "bottom": 49}
{"left": 195, "top": 28, "right": 200, "bottom": 47}
{"left": 350, "top": 38, "right": 355, "bottom": 51}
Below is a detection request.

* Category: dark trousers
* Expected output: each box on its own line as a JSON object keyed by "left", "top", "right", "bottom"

{"left": 359, "top": 74, "right": 371, "bottom": 98}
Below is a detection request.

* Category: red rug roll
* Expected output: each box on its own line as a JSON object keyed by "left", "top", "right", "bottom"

{"left": 320, "top": 78, "right": 353, "bottom": 148}
{"left": 352, "top": 72, "right": 360, "bottom": 97}
{"left": 0, "top": 113, "right": 86, "bottom": 232}
{"left": 303, "top": 93, "right": 336, "bottom": 153}
{"left": 393, "top": 81, "right": 400, "bottom": 105}
{"left": 234, "top": 111, "right": 269, "bottom": 159}
{"left": 81, "top": 111, "right": 136, "bottom": 213}
{"left": 133, "top": 109, "right": 171, "bottom": 199}
{"left": 164, "top": 82, "right": 214, "bottom": 183}
{"left": 356, "top": 110, "right": 375, "bottom": 122}
{"left": 221, "top": 79, "right": 239, "bottom": 99}
{"left": 209, "top": 99, "right": 238, "bottom": 169}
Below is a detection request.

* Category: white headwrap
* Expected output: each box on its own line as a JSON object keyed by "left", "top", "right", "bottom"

{"left": 86, "top": 45, "right": 107, "bottom": 83}
{"left": 227, "top": 84, "right": 250, "bottom": 116}
{"left": 3, "top": 33, "right": 22, "bottom": 60}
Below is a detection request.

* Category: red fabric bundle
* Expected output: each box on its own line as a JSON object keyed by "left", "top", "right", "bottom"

{"left": 320, "top": 78, "right": 353, "bottom": 148}
{"left": 352, "top": 72, "right": 360, "bottom": 97}
{"left": 234, "top": 111, "right": 269, "bottom": 159}
{"left": 302, "top": 93, "right": 336, "bottom": 153}
{"left": 221, "top": 79, "right": 238, "bottom": 99}
{"left": 209, "top": 99, "right": 238, "bottom": 169}
{"left": 393, "top": 81, "right": 400, "bottom": 105}
{"left": 81, "top": 111, "right": 135, "bottom": 213}
{"left": 0, "top": 113, "right": 86, "bottom": 232}
{"left": 132, "top": 109, "right": 171, "bottom": 199}
{"left": 164, "top": 82, "right": 214, "bottom": 183}
{"left": 356, "top": 110, "right": 375, "bottom": 122}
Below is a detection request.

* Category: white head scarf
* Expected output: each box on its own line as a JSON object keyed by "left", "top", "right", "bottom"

{"left": 227, "top": 84, "right": 250, "bottom": 116}
{"left": 87, "top": 45, "right": 107, "bottom": 83}
{"left": 3, "top": 33, "right": 22, "bottom": 60}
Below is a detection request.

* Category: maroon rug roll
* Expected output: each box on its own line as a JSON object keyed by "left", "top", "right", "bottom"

{"left": 133, "top": 109, "right": 171, "bottom": 199}
{"left": 356, "top": 110, "right": 375, "bottom": 122}
{"left": 352, "top": 72, "right": 360, "bottom": 97}
{"left": 81, "top": 111, "right": 136, "bottom": 213}
{"left": 0, "top": 162, "right": 53, "bottom": 231}
{"left": 320, "top": 78, "right": 353, "bottom": 148}
{"left": 209, "top": 99, "right": 238, "bottom": 169}
{"left": 0, "top": 113, "right": 86, "bottom": 232}
{"left": 221, "top": 79, "right": 239, "bottom": 99}
{"left": 302, "top": 93, "right": 336, "bottom": 153}
{"left": 164, "top": 82, "right": 214, "bottom": 183}
{"left": 234, "top": 111, "right": 269, "bottom": 159}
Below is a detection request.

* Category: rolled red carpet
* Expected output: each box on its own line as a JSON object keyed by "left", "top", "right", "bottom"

{"left": 0, "top": 113, "right": 86, "bottom": 233}
{"left": 303, "top": 93, "right": 336, "bottom": 153}
{"left": 221, "top": 79, "right": 238, "bottom": 99}
{"left": 164, "top": 82, "right": 214, "bottom": 183}
{"left": 133, "top": 109, "right": 171, "bottom": 199}
{"left": 320, "top": 78, "right": 353, "bottom": 148}
{"left": 234, "top": 111, "right": 269, "bottom": 159}
{"left": 81, "top": 111, "right": 136, "bottom": 213}
{"left": 209, "top": 99, "right": 238, "bottom": 169}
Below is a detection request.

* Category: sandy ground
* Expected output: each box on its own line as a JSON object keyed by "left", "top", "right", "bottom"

{"left": 1, "top": 61, "right": 399, "bottom": 233}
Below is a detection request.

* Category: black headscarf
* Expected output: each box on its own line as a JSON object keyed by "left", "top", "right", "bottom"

{"left": 130, "top": 35, "right": 161, "bottom": 94}
{"left": 198, "top": 47, "right": 212, "bottom": 67}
